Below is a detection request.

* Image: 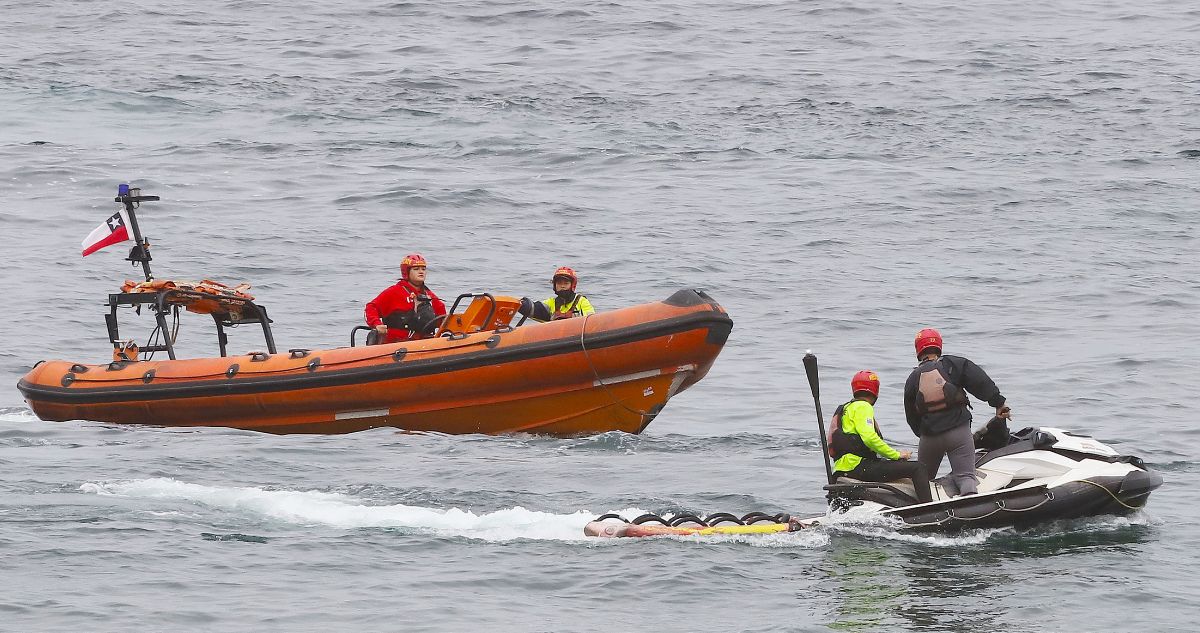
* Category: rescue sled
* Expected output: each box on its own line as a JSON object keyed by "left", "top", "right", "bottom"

{"left": 584, "top": 512, "right": 809, "bottom": 538}
{"left": 16, "top": 186, "right": 733, "bottom": 435}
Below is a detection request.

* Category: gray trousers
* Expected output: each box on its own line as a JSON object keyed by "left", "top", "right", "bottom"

{"left": 918, "top": 423, "right": 978, "bottom": 496}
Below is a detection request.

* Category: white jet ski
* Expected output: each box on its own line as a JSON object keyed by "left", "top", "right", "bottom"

{"left": 805, "top": 353, "right": 1162, "bottom": 530}
{"left": 825, "top": 423, "right": 1161, "bottom": 529}
{"left": 581, "top": 353, "right": 1163, "bottom": 539}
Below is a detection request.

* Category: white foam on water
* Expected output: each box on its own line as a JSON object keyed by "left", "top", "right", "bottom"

{"left": 656, "top": 529, "right": 832, "bottom": 549}
{"left": 80, "top": 477, "right": 598, "bottom": 542}
{"left": 816, "top": 509, "right": 1006, "bottom": 546}
{"left": 0, "top": 407, "right": 39, "bottom": 424}
{"left": 814, "top": 506, "right": 1159, "bottom": 546}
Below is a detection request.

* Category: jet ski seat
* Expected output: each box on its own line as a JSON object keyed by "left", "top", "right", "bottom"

{"left": 832, "top": 475, "right": 923, "bottom": 506}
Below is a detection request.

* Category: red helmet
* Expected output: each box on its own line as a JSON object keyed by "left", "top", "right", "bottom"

{"left": 401, "top": 253, "right": 427, "bottom": 279}
{"left": 914, "top": 328, "right": 943, "bottom": 358}
{"left": 551, "top": 266, "right": 578, "bottom": 292}
{"left": 851, "top": 370, "right": 880, "bottom": 398}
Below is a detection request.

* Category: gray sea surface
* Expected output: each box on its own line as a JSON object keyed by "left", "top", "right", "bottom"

{"left": 2, "top": 0, "right": 1198, "bottom": 631}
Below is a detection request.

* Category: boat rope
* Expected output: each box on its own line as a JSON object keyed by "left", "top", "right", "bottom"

{"left": 1078, "top": 478, "right": 1145, "bottom": 511}
{"left": 897, "top": 490, "right": 1054, "bottom": 527}
{"left": 993, "top": 491, "right": 1055, "bottom": 513}
{"left": 578, "top": 313, "right": 650, "bottom": 417}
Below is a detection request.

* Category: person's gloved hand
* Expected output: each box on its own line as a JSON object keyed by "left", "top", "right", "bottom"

{"left": 517, "top": 297, "right": 534, "bottom": 317}
{"left": 996, "top": 405, "right": 1012, "bottom": 420}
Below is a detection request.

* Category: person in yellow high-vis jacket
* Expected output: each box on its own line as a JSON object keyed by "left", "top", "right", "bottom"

{"left": 517, "top": 266, "right": 595, "bottom": 322}
{"left": 829, "top": 370, "right": 932, "bottom": 504}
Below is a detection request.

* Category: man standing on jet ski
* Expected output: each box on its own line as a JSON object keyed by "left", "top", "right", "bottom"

{"left": 904, "top": 328, "right": 1011, "bottom": 496}
{"left": 832, "top": 370, "right": 933, "bottom": 503}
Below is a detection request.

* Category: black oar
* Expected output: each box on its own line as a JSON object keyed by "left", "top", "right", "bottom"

{"left": 802, "top": 351, "right": 835, "bottom": 486}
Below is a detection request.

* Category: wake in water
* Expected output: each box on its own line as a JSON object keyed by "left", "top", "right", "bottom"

{"left": 817, "top": 504, "right": 1156, "bottom": 549}
{"left": 77, "top": 477, "right": 1150, "bottom": 549}
{"left": 80, "top": 477, "right": 597, "bottom": 542}
{"left": 77, "top": 477, "right": 831, "bottom": 546}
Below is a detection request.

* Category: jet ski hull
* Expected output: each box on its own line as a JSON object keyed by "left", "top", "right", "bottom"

{"left": 879, "top": 471, "right": 1162, "bottom": 530}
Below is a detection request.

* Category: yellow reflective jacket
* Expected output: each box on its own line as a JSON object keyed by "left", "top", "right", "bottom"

{"left": 832, "top": 400, "right": 902, "bottom": 473}
{"left": 539, "top": 294, "right": 595, "bottom": 320}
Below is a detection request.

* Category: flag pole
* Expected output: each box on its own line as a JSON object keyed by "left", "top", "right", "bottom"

{"left": 115, "top": 183, "right": 159, "bottom": 282}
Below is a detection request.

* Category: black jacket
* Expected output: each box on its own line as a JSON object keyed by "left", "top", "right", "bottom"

{"left": 904, "top": 354, "right": 1005, "bottom": 436}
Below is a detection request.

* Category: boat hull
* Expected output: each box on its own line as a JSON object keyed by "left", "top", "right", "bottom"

{"left": 17, "top": 289, "right": 733, "bottom": 435}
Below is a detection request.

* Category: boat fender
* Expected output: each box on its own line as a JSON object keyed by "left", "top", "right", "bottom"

{"left": 226, "top": 364, "right": 239, "bottom": 378}
{"left": 391, "top": 349, "right": 407, "bottom": 362}
{"left": 142, "top": 369, "right": 155, "bottom": 384}
{"left": 61, "top": 373, "right": 75, "bottom": 387}
{"left": 306, "top": 358, "right": 322, "bottom": 372}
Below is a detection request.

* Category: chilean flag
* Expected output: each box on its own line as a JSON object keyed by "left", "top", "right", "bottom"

{"left": 81, "top": 208, "right": 132, "bottom": 257}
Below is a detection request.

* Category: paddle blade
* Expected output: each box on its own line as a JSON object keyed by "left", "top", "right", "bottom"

{"left": 802, "top": 351, "right": 819, "bottom": 399}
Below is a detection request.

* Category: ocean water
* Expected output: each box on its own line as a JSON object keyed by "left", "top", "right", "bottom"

{"left": 2, "top": 0, "right": 1198, "bottom": 631}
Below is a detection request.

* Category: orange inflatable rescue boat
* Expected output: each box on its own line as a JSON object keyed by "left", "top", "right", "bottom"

{"left": 16, "top": 186, "right": 733, "bottom": 435}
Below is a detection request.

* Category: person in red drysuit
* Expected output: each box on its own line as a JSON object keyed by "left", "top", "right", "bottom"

{"left": 364, "top": 253, "right": 447, "bottom": 344}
